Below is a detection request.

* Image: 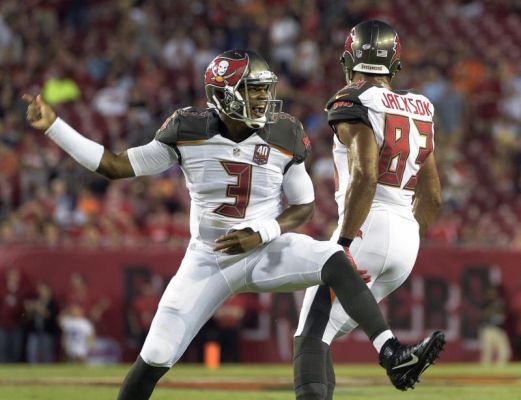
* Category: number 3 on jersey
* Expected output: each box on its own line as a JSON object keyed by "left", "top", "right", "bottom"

{"left": 378, "top": 114, "right": 433, "bottom": 190}
{"left": 214, "top": 162, "right": 252, "bottom": 218}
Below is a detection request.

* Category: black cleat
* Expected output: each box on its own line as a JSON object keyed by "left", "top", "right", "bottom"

{"left": 379, "top": 331, "right": 445, "bottom": 391}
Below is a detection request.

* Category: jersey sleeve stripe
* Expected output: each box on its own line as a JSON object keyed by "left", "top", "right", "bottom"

{"left": 269, "top": 144, "right": 294, "bottom": 158}
{"left": 176, "top": 139, "right": 210, "bottom": 145}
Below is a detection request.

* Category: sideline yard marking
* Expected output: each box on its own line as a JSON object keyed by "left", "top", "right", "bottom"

{"left": 1, "top": 374, "right": 520, "bottom": 391}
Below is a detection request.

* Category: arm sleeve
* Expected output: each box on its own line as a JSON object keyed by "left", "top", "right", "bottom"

{"left": 127, "top": 139, "right": 178, "bottom": 176}
{"left": 45, "top": 118, "right": 105, "bottom": 171}
{"left": 282, "top": 162, "right": 315, "bottom": 205}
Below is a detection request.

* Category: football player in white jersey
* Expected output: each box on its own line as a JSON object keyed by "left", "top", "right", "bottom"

{"left": 294, "top": 20, "right": 444, "bottom": 399}
{"left": 25, "top": 49, "right": 441, "bottom": 400}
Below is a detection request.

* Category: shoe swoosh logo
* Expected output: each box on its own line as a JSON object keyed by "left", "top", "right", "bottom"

{"left": 420, "top": 363, "right": 430, "bottom": 374}
{"left": 392, "top": 354, "right": 419, "bottom": 370}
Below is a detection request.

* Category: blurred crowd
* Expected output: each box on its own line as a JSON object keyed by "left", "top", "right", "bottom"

{"left": 0, "top": 268, "right": 103, "bottom": 363}
{"left": 4, "top": 263, "right": 521, "bottom": 364}
{"left": 1, "top": 0, "right": 521, "bottom": 248}
{"left": 0, "top": 265, "right": 261, "bottom": 364}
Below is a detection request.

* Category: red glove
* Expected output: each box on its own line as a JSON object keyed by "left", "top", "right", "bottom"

{"left": 343, "top": 246, "right": 371, "bottom": 283}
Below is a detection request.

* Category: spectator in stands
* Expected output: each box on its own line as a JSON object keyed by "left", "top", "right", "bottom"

{"left": 1, "top": 0, "right": 521, "bottom": 247}
{"left": 24, "top": 281, "right": 60, "bottom": 363}
{"left": 161, "top": 27, "right": 196, "bottom": 71}
{"left": 424, "top": 209, "right": 461, "bottom": 245}
{"left": 422, "top": 66, "right": 465, "bottom": 141}
{"left": 18, "top": 134, "right": 50, "bottom": 205}
{"left": 127, "top": 277, "right": 162, "bottom": 348}
{"left": 511, "top": 282, "right": 521, "bottom": 360}
{"left": 65, "top": 272, "right": 111, "bottom": 328}
{"left": 270, "top": 7, "right": 300, "bottom": 75}
{"left": 92, "top": 75, "right": 129, "bottom": 118}
{"left": 478, "top": 283, "right": 512, "bottom": 365}
{"left": 0, "top": 141, "right": 18, "bottom": 218}
{"left": 207, "top": 295, "right": 247, "bottom": 363}
{"left": 59, "top": 303, "right": 95, "bottom": 363}
{"left": 0, "top": 267, "right": 29, "bottom": 362}
{"left": 0, "top": 9, "right": 21, "bottom": 65}
{"left": 512, "top": 143, "right": 521, "bottom": 194}
{"left": 49, "top": 178, "right": 75, "bottom": 229}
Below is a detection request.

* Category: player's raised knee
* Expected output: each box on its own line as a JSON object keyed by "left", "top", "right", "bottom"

{"left": 140, "top": 336, "right": 178, "bottom": 367}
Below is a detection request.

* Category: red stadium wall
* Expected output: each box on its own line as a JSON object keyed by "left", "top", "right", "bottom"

{"left": 0, "top": 245, "right": 519, "bottom": 363}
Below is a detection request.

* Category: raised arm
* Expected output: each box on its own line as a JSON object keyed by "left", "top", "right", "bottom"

{"left": 413, "top": 153, "right": 442, "bottom": 238}
{"left": 24, "top": 94, "right": 140, "bottom": 179}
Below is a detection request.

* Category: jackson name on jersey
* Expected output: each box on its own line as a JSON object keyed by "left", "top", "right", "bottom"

{"left": 326, "top": 80, "right": 435, "bottom": 218}
{"left": 155, "top": 107, "right": 311, "bottom": 246}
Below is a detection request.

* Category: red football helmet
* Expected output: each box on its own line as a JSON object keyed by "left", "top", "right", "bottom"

{"left": 341, "top": 20, "right": 402, "bottom": 81}
{"left": 204, "top": 50, "right": 282, "bottom": 129}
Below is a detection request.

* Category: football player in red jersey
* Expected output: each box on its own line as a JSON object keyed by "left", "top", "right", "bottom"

{"left": 293, "top": 20, "right": 445, "bottom": 399}
{"left": 25, "top": 49, "right": 441, "bottom": 400}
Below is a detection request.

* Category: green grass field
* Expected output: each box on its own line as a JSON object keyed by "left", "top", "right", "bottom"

{"left": 1, "top": 363, "right": 520, "bottom": 400}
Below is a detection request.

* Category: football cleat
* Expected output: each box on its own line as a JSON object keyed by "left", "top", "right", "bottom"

{"left": 379, "top": 331, "right": 445, "bottom": 391}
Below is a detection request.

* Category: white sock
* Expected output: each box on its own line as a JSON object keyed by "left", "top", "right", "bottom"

{"left": 372, "top": 330, "right": 394, "bottom": 353}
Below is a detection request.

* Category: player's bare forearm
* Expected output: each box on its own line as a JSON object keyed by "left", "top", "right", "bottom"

{"left": 276, "top": 202, "right": 314, "bottom": 233}
{"left": 413, "top": 197, "right": 441, "bottom": 238}
{"left": 97, "top": 151, "right": 136, "bottom": 179}
{"left": 214, "top": 203, "right": 313, "bottom": 255}
{"left": 413, "top": 154, "right": 442, "bottom": 238}
{"left": 340, "top": 173, "right": 376, "bottom": 239}
{"left": 337, "top": 121, "right": 379, "bottom": 240}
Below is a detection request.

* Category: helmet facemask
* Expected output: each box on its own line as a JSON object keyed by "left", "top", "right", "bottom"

{"left": 205, "top": 51, "right": 282, "bottom": 129}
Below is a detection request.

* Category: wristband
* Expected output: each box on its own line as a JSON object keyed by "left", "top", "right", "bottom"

{"left": 46, "top": 118, "right": 105, "bottom": 171}
{"left": 230, "top": 219, "right": 281, "bottom": 244}
{"left": 337, "top": 236, "right": 353, "bottom": 247}
{"left": 256, "top": 219, "right": 281, "bottom": 244}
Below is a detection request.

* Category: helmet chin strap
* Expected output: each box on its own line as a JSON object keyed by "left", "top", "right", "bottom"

{"left": 211, "top": 95, "right": 267, "bottom": 129}
{"left": 244, "top": 116, "right": 267, "bottom": 129}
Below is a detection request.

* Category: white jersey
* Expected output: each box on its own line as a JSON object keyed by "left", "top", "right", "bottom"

{"left": 296, "top": 81, "right": 433, "bottom": 343}
{"left": 328, "top": 81, "right": 435, "bottom": 223}
{"left": 128, "top": 107, "right": 314, "bottom": 247}
{"left": 125, "top": 110, "right": 346, "bottom": 369}
{"left": 60, "top": 316, "right": 95, "bottom": 358}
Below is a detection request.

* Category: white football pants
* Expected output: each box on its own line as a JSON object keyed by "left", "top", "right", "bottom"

{"left": 295, "top": 207, "right": 420, "bottom": 344}
{"left": 140, "top": 233, "right": 342, "bottom": 367}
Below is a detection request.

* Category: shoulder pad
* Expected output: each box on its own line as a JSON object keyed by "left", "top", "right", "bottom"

{"left": 326, "top": 82, "right": 373, "bottom": 130}
{"left": 258, "top": 113, "right": 311, "bottom": 163}
{"left": 395, "top": 88, "right": 415, "bottom": 95}
{"left": 155, "top": 107, "right": 221, "bottom": 146}
{"left": 325, "top": 80, "right": 374, "bottom": 110}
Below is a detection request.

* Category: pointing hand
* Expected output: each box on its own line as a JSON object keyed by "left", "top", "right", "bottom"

{"left": 22, "top": 94, "right": 57, "bottom": 131}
